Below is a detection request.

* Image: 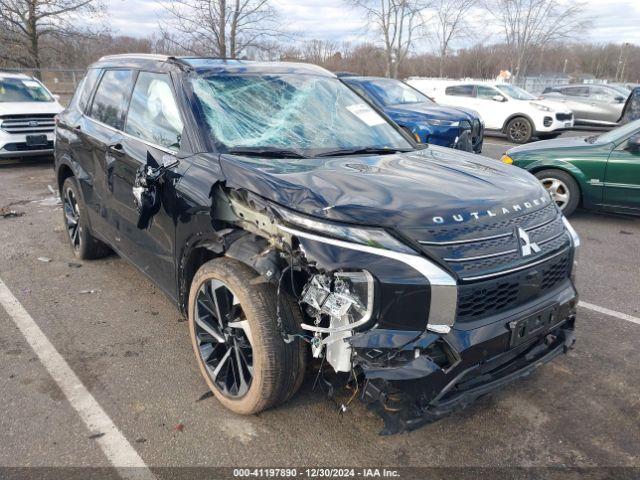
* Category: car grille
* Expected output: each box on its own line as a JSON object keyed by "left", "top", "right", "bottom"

{"left": 555, "top": 112, "right": 573, "bottom": 121}
{"left": 456, "top": 252, "right": 571, "bottom": 322}
{"left": 2, "top": 141, "right": 54, "bottom": 152}
{"left": 0, "top": 114, "right": 56, "bottom": 134}
{"left": 471, "top": 119, "right": 482, "bottom": 146}
{"left": 402, "top": 202, "right": 573, "bottom": 323}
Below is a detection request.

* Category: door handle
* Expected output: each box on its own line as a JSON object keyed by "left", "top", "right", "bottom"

{"left": 107, "top": 142, "right": 124, "bottom": 156}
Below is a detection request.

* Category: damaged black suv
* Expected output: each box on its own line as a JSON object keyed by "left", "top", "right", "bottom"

{"left": 55, "top": 55, "right": 580, "bottom": 434}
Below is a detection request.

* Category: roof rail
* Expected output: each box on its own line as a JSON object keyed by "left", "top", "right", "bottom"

{"left": 98, "top": 54, "right": 170, "bottom": 62}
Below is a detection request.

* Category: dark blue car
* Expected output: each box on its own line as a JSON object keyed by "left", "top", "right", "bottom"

{"left": 339, "top": 75, "right": 484, "bottom": 153}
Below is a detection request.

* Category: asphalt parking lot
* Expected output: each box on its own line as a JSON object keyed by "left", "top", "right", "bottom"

{"left": 0, "top": 129, "right": 639, "bottom": 477}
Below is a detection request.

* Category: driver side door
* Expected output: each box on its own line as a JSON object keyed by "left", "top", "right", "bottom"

{"left": 603, "top": 135, "right": 640, "bottom": 210}
{"left": 109, "top": 71, "right": 188, "bottom": 298}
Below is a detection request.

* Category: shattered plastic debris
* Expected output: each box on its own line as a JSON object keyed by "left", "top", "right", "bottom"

{"left": 68, "top": 262, "right": 82, "bottom": 268}
{"left": 79, "top": 289, "right": 100, "bottom": 294}
{"left": 173, "top": 423, "right": 185, "bottom": 432}
{"left": 0, "top": 207, "right": 24, "bottom": 218}
{"left": 37, "top": 257, "right": 52, "bottom": 263}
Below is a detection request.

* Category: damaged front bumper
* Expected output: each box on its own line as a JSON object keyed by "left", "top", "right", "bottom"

{"left": 351, "top": 283, "right": 577, "bottom": 434}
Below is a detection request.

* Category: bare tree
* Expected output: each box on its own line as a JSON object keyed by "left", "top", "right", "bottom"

{"left": 159, "top": 0, "right": 281, "bottom": 58}
{"left": 484, "top": 0, "right": 589, "bottom": 80}
{"left": 431, "top": 0, "right": 476, "bottom": 77}
{"left": 0, "top": 0, "right": 103, "bottom": 73}
{"left": 348, "top": 0, "right": 430, "bottom": 78}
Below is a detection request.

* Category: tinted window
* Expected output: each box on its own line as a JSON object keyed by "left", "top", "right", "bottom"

{"left": 477, "top": 85, "right": 499, "bottom": 99}
{"left": 89, "top": 69, "right": 134, "bottom": 129}
{"left": 445, "top": 85, "right": 474, "bottom": 97}
{"left": 77, "top": 69, "right": 102, "bottom": 112}
{"left": 125, "top": 72, "right": 183, "bottom": 150}
{"left": 562, "top": 87, "right": 588, "bottom": 97}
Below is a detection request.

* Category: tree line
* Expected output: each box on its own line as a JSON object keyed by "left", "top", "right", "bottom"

{"left": 1, "top": 0, "right": 637, "bottom": 84}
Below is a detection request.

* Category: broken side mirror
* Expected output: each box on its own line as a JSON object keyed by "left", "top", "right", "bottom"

{"left": 133, "top": 152, "right": 180, "bottom": 229}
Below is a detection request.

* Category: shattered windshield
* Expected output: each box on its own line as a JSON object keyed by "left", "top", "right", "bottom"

{"left": 190, "top": 74, "right": 412, "bottom": 156}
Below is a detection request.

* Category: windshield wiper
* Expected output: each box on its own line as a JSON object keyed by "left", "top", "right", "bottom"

{"left": 226, "top": 147, "right": 307, "bottom": 159}
{"left": 315, "top": 147, "right": 412, "bottom": 157}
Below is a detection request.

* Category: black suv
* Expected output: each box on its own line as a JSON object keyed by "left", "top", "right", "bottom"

{"left": 55, "top": 55, "right": 580, "bottom": 434}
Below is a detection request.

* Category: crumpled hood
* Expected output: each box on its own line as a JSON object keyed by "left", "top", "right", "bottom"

{"left": 0, "top": 102, "right": 63, "bottom": 116}
{"left": 220, "top": 145, "right": 547, "bottom": 229}
{"left": 385, "top": 102, "right": 479, "bottom": 122}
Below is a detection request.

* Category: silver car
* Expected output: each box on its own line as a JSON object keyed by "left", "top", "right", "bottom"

{"left": 541, "top": 84, "right": 628, "bottom": 127}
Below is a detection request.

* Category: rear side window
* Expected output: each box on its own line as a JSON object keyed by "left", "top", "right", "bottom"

{"left": 77, "top": 69, "right": 102, "bottom": 113}
{"left": 445, "top": 85, "right": 474, "bottom": 97}
{"left": 125, "top": 72, "right": 184, "bottom": 150}
{"left": 562, "top": 87, "right": 588, "bottom": 97}
{"left": 89, "top": 69, "right": 135, "bottom": 130}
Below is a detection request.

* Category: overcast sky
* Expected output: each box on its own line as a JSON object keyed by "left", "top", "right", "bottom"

{"left": 105, "top": 0, "right": 640, "bottom": 47}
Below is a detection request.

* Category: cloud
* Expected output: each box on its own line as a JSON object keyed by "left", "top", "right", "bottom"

{"left": 103, "top": 0, "right": 640, "bottom": 47}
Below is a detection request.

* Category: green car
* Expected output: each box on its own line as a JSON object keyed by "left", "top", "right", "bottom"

{"left": 501, "top": 119, "right": 640, "bottom": 216}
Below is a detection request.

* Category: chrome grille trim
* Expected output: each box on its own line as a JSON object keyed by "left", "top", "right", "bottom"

{"left": 461, "top": 247, "right": 569, "bottom": 282}
{"left": 444, "top": 248, "right": 518, "bottom": 262}
{"left": 0, "top": 115, "right": 56, "bottom": 134}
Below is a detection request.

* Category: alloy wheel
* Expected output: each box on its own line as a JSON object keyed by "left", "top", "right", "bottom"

{"left": 63, "top": 187, "right": 82, "bottom": 250}
{"left": 540, "top": 177, "right": 570, "bottom": 210}
{"left": 508, "top": 120, "right": 530, "bottom": 142}
{"left": 194, "top": 279, "right": 254, "bottom": 398}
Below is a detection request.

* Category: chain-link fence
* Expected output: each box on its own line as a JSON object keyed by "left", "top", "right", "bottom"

{"left": 0, "top": 68, "right": 86, "bottom": 106}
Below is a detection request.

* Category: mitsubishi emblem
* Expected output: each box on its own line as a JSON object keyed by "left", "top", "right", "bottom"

{"left": 517, "top": 227, "right": 541, "bottom": 257}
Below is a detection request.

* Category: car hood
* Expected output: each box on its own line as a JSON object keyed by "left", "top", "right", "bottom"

{"left": 385, "top": 102, "right": 479, "bottom": 121}
{"left": 219, "top": 146, "right": 547, "bottom": 229}
{"left": 0, "top": 101, "right": 63, "bottom": 116}
{"left": 508, "top": 136, "right": 593, "bottom": 154}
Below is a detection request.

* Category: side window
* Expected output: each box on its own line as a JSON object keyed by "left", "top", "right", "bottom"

{"left": 125, "top": 72, "right": 184, "bottom": 151}
{"left": 563, "top": 87, "right": 588, "bottom": 97}
{"left": 590, "top": 87, "right": 616, "bottom": 103}
{"left": 477, "top": 85, "right": 499, "bottom": 99}
{"left": 77, "top": 69, "right": 102, "bottom": 113}
{"left": 89, "top": 69, "right": 135, "bottom": 130}
{"left": 445, "top": 85, "right": 474, "bottom": 97}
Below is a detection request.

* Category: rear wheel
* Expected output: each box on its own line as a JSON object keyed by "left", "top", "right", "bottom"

{"left": 61, "top": 177, "right": 111, "bottom": 260}
{"left": 506, "top": 117, "right": 533, "bottom": 144}
{"left": 188, "top": 258, "right": 306, "bottom": 414}
{"left": 535, "top": 169, "right": 580, "bottom": 216}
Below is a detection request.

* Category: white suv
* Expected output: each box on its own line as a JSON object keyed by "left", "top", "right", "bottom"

{"left": 406, "top": 79, "right": 574, "bottom": 143}
{"left": 0, "top": 72, "right": 63, "bottom": 159}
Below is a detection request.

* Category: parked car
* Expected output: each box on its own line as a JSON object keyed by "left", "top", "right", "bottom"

{"left": 407, "top": 79, "right": 574, "bottom": 144}
{"left": 55, "top": 55, "right": 579, "bottom": 434}
{"left": 0, "top": 72, "right": 63, "bottom": 159}
{"left": 502, "top": 119, "right": 640, "bottom": 216}
{"left": 339, "top": 74, "right": 484, "bottom": 153}
{"left": 541, "top": 84, "right": 627, "bottom": 127}
{"left": 619, "top": 87, "right": 640, "bottom": 124}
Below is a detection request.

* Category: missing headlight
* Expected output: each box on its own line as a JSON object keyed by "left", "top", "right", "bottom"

{"left": 300, "top": 270, "right": 375, "bottom": 372}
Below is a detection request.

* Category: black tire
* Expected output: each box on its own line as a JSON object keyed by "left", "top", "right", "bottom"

{"left": 534, "top": 169, "right": 580, "bottom": 216}
{"left": 61, "top": 177, "right": 111, "bottom": 260}
{"left": 506, "top": 117, "right": 533, "bottom": 144}
{"left": 188, "top": 257, "right": 306, "bottom": 415}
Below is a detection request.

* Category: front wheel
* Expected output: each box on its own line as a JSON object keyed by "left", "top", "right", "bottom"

{"left": 188, "top": 258, "right": 307, "bottom": 415}
{"left": 506, "top": 117, "right": 533, "bottom": 144}
{"left": 534, "top": 169, "right": 580, "bottom": 216}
